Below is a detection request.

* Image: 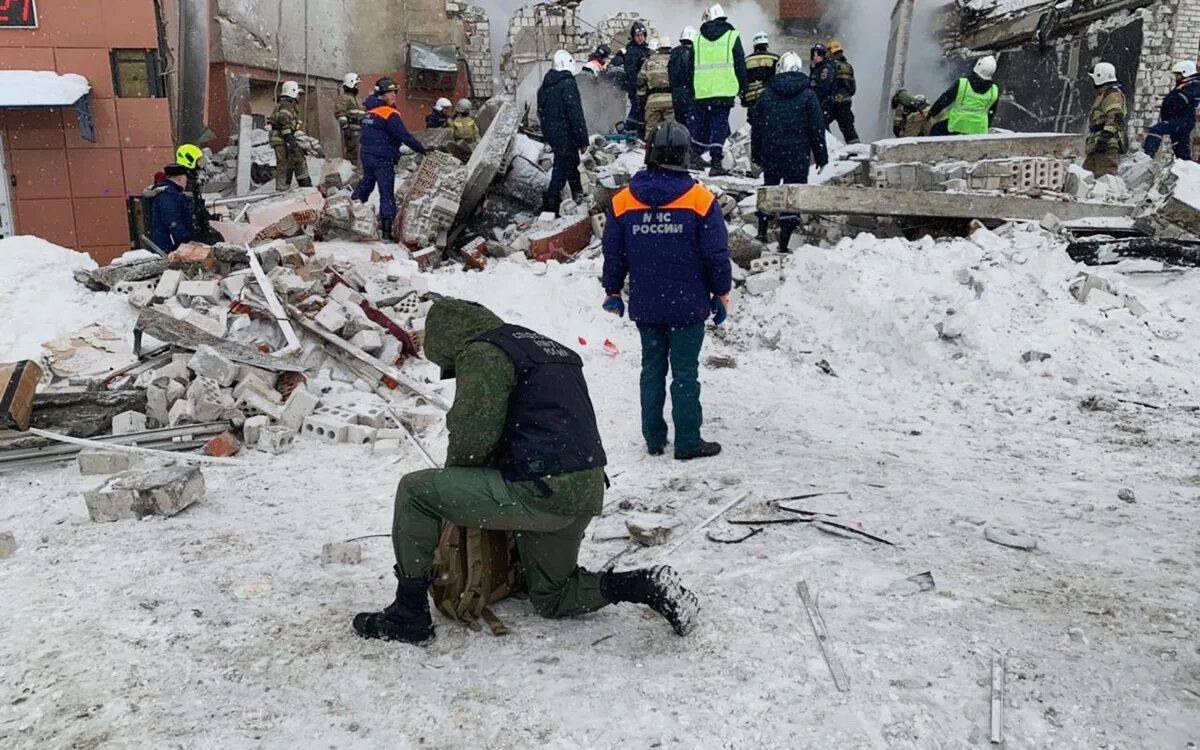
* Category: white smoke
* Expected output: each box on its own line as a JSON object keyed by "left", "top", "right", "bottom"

{"left": 827, "top": 0, "right": 956, "bottom": 140}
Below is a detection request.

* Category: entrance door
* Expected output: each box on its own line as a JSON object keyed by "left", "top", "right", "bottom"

{"left": 0, "top": 131, "right": 12, "bottom": 238}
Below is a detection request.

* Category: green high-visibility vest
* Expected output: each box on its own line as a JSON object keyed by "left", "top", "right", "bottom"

{"left": 947, "top": 77, "right": 998, "bottom": 134}
{"left": 693, "top": 30, "right": 740, "bottom": 100}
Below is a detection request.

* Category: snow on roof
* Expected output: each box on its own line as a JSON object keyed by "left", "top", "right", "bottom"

{"left": 0, "top": 70, "right": 90, "bottom": 108}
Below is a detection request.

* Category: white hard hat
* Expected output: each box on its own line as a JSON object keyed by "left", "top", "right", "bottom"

{"left": 707, "top": 4, "right": 726, "bottom": 21}
{"left": 455, "top": 98, "right": 472, "bottom": 114}
{"left": 753, "top": 32, "right": 770, "bottom": 46}
{"left": 435, "top": 97, "right": 453, "bottom": 110}
{"left": 657, "top": 37, "right": 672, "bottom": 50}
{"left": 553, "top": 49, "right": 576, "bottom": 73}
{"left": 342, "top": 73, "right": 361, "bottom": 89}
{"left": 1171, "top": 59, "right": 1197, "bottom": 77}
{"left": 681, "top": 26, "right": 698, "bottom": 43}
{"left": 1089, "top": 62, "right": 1117, "bottom": 85}
{"left": 280, "top": 81, "right": 301, "bottom": 99}
{"left": 778, "top": 51, "right": 803, "bottom": 74}
{"left": 648, "top": 37, "right": 659, "bottom": 50}
{"left": 973, "top": 55, "right": 997, "bottom": 81}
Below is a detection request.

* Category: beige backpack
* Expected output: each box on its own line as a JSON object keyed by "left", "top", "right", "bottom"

{"left": 431, "top": 524, "right": 524, "bottom": 635}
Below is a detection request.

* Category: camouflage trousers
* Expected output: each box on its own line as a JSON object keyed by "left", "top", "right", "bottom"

{"left": 273, "top": 143, "right": 312, "bottom": 190}
{"left": 643, "top": 95, "right": 676, "bottom": 140}
{"left": 1083, "top": 150, "right": 1119, "bottom": 179}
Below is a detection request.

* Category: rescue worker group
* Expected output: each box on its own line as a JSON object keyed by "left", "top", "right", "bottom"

{"left": 142, "top": 6, "right": 1200, "bottom": 647}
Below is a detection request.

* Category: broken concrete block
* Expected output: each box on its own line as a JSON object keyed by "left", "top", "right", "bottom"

{"left": 112, "top": 410, "right": 148, "bottom": 436}
{"left": 220, "top": 274, "right": 248, "bottom": 299}
{"left": 186, "top": 377, "right": 233, "bottom": 422}
{"left": 243, "top": 415, "right": 270, "bottom": 445}
{"left": 153, "top": 360, "right": 191, "bottom": 385}
{"left": 302, "top": 415, "right": 349, "bottom": 443}
{"left": 625, "top": 514, "right": 680, "bottom": 547}
{"left": 83, "top": 465, "right": 205, "bottom": 522}
{"left": 372, "top": 438, "right": 403, "bottom": 454}
{"left": 236, "top": 364, "right": 276, "bottom": 387}
{"left": 233, "top": 373, "right": 282, "bottom": 404}
{"left": 168, "top": 399, "right": 196, "bottom": 426}
{"left": 1086, "top": 289, "right": 1126, "bottom": 311}
{"left": 1123, "top": 295, "right": 1148, "bottom": 318}
{"left": 202, "top": 431, "right": 241, "bottom": 457}
{"left": 77, "top": 449, "right": 137, "bottom": 476}
{"left": 153, "top": 269, "right": 182, "bottom": 300}
{"left": 314, "top": 301, "right": 350, "bottom": 333}
{"left": 146, "top": 384, "right": 170, "bottom": 426}
{"left": 329, "top": 283, "right": 365, "bottom": 307}
{"left": 182, "top": 309, "right": 227, "bottom": 338}
{"left": 0, "top": 531, "right": 16, "bottom": 559}
{"left": 349, "top": 329, "right": 383, "bottom": 354}
{"left": 344, "top": 424, "right": 377, "bottom": 446}
{"left": 743, "top": 272, "right": 783, "bottom": 296}
{"left": 256, "top": 425, "right": 296, "bottom": 454}
{"left": 187, "top": 345, "right": 239, "bottom": 386}
{"left": 280, "top": 388, "right": 319, "bottom": 429}
{"left": 177, "top": 279, "right": 221, "bottom": 303}
{"left": 321, "top": 541, "right": 363, "bottom": 565}
{"left": 1021, "top": 351, "right": 1052, "bottom": 363}
{"left": 1071, "top": 274, "right": 1111, "bottom": 304}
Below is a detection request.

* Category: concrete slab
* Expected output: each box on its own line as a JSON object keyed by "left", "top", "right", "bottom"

{"left": 871, "top": 133, "right": 1084, "bottom": 164}
{"left": 83, "top": 465, "right": 205, "bottom": 522}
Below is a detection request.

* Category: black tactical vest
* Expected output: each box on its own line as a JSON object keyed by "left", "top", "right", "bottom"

{"left": 473, "top": 325, "right": 608, "bottom": 481}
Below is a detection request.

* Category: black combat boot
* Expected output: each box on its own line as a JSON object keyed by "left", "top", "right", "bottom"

{"left": 379, "top": 216, "right": 393, "bottom": 241}
{"left": 352, "top": 567, "right": 435, "bottom": 644}
{"left": 601, "top": 566, "right": 699, "bottom": 636}
{"left": 297, "top": 177, "right": 313, "bottom": 188}
{"left": 539, "top": 193, "right": 561, "bottom": 218}
{"left": 778, "top": 226, "right": 794, "bottom": 253}
{"left": 756, "top": 215, "right": 770, "bottom": 243}
{"left": 675, "top": 440, "right": 722, "bottom": 461}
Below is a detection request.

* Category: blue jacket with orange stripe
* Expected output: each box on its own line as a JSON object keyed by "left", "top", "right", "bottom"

{"left": 602, "top": 169, "right": 732, "bottom": 326}
{"left": 360, "top": 95, "right": 427, "bottom": 161}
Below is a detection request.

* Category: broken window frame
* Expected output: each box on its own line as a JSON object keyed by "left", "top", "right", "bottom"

{"left": 406, "top": 41, "right": 460, "bottom": 92}
{"left": 110, "top": 48, "right": 165, "bottom": 99}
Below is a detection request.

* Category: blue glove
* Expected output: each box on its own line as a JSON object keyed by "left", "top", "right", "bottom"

{"left": 603, "top": 295, "right": 625, "bottom": 318}
{"left": 710, "top": 295, "right": 728, "bottom": 325}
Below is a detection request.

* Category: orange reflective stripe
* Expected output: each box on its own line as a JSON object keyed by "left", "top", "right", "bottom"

{"left": 368, "top": 105, "right": 401, "bottom": 118}
{"left": 661, "top": 183, "right": 717, "bottom": 216}
{"left": 611, "top": 187, "right": 649, "bottom": 218}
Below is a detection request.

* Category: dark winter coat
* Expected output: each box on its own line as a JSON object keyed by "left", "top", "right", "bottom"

{"left": 537, "top": 69, "right": 589, "bottom": 153}
{"left": 426, "top": 109, "right": 449, "bottom": 129}
{"left": 623, "top": 41, "right": 652, "bottom": 96}
{"left": 696, "top": 18, "right": 748, "bottom": 106}
{"left": 811, "top": 58, "right": 837, "bottom": 106}
{"left": 668, "top": 42, "right": 696, "bottom": 112}
{"left": 360, "top": 95, "right": 427, "bottom": 161}
{"left": 1153, "top": 78, "right": 1200, "bottom": 138}
{"left": 149, "top": 179, "right": 195, "bottom": 253}
{"left": 602, "top": 169, "right": 732, "bottom": 326}
{"left": 929, "top": 73, "right": 1001, "bottom": 122}
{"left": 752, "top": 71, "right": 829, "bottom": 178}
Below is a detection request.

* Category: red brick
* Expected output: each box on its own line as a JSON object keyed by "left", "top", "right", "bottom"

{"left": 202, "top": 432, "right": 241, "bottom": 458}
{"left": 527, "top": 215, "right": 594, "bottom": 261}
{"left": 166, "top": 243, "right": 216, "bottom": 271}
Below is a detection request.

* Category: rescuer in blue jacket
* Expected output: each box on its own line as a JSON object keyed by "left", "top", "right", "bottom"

{"left": 601, "top": 122, "right": 732, "bottom": 462}
{"left": 1144, "top": 60, "right": 1200, "bottom": 160}
{"left": 351, "top": 77, "right": 428, "bottom": 239}
{"left": 148, "top": 165, "right": 195, "bottom": 253}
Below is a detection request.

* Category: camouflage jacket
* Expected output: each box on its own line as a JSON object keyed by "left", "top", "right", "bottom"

{"left": 638, "top": 51, "right": 673, "bottom": 101}
{"left": 335, "top": 92, "right": 366, "bottom": 133}
{"left": 1086, "top": 84, "right": 1128, "bottom": 155}
{"left": 269, "top": 99, "right": 302, "bottom": 146}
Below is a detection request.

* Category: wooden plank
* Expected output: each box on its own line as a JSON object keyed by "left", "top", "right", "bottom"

{"left": 797, "top": 580, "right": 850, "bottom": 692}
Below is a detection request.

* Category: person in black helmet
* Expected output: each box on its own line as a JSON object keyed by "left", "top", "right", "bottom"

{"left": 622, "top": 21, "right": 652, "bottom": 137}
{"left": 352, "top": 76, "right": 428, "bottom": 240}
{"left": 601, "top": 122, "right": 732, "bottom": 462}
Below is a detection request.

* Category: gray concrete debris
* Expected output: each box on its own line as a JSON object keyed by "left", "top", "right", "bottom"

{"left": 321, "top": 541, "right": 363, "bottom": 565}
{"left": 984, "top": 526, "right": 1038, "bottom": 552}
{"left": 84, "top": 465, "right": 205, "bottom": 522}
{"left": 78, "top": 449, "right": 138, "bottom": 476}
{"left": 257, "top": 425, "right": 296, "bottom": 454}
{"left": 188, "top": 345, "right": 239, "bottom": 386}
{"left": 0, "top": 531, "right": 16, "bottom": 559}
{"left": 1118, "top": 488, "right": 1136, "bottom": 504}
{"left": 872, "top": 133, "right": 1084, "bottom": 164}
{"left": 625, "top": 514, "right": 680, "bottom": 547}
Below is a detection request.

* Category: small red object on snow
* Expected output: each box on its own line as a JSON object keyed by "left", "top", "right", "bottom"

{"left": 370, "top": 249, "right": 395, "bottom": 263}
{"left": 578, "top": 337, "right": 587, "bottom": 346}
{"left": 203, "top": 431, "right": 241, "bottom": 457}
{"left": 603, "top": 339, "right": 620, "bottom": 357}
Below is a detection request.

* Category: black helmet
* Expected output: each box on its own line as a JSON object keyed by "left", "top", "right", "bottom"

{"left": 374, "top": 76, "right": 399, "bottom": 94}
{"left": 810, "top": 43, "right": 827, "bottom": 59}
{"left": 645, "top": 122, "right": 692, "bottom": 172}
{"left": 594, "top": 43, "right": 611, "bottom": 61}
{"left": 631, "top": 21, "right": 647, "bottom": 40}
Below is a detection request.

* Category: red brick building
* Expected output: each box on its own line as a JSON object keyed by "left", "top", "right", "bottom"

{"left": 0, "top": 0, "right": 175, "bottom": 263}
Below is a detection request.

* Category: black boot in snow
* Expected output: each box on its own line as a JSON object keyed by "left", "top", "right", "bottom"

{"left": 379, "top": 217, "right": 394, "bottom": 241}
{"left": 601, "top": 566, "right": 699, "bottom": 636}
{"left": 297, "top": 177, "right": 314, "bottom": 188}
{"left": 778, "top": 226, "right": 794, "bottom": 253}
{"left": 353, "top": 568, "right": 434, "bottom": 644}
{"left": 756, "top": 216, "right": 770, "bottom": 243}
{"left": 539, "top": 194, "right": 561, "bottom": 218}
{"left": 674, "top": 440, "right": 722, "bottom": 461}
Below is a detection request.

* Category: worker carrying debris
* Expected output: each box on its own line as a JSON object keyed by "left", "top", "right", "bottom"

{"left": 449, "top": 99, "right": 481, "bottom": 151}
{"left": 742, "top": 32, "right": 778, "bottom": 125}
{"left": 670, "top": 27, "right": 699, "bottom": 160}
{"left": 692, "top": 4, "right": 747, "bottom": 176}
{"left": 1084, "top": 62, "right": 1128, "bottom": 179}
{"left": 623, "top": 22, "right": 653, "bottom": 137}
{"left": 335, "top": 73, "right": 366, "bottom": 166}
{"left": 174, "top": 144, "right": 224, "bottom": 245}
{"left": 928, "top": 56, "right": 999, "bottom": 136}
{"left": 269, "top": 81, "right": 313, "bottom": 190}
{"left": 426, "top": 98, "right": 453, "bottom": 129}
{"left": 352, "top": 77, "right": 428, "bottom": 241}
{"left": 1143, "top": 60, "right": 1200, "bottom": 161}
{"left": 890, "top": 89, "right": 931, "bottom": 137}
{"left": 601, "top": 122, "right": 732, "bottom": 461}
{"left": 752, "top": 51, "right": 829, "bottom": 252}
{"left": 352, "top": 298, "right": 700, "bottom": 644}
{"left": 147, "top": 164, "right": 195, "bottom": 253}
{"left": 537, "top": 50, "right": 589, "bottom": 216}
{"left": 824, "top": 40, "right": 859, "bottom": 144}
{"left": 638, "top": 37, "right": 676, "bottom": 137}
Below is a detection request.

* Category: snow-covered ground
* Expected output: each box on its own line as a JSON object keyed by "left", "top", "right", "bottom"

{"left": 2, "top": 227, "right": 1199, "bottom": 748}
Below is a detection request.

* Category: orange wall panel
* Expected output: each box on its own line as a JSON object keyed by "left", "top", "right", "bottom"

{"left": 73, "top": 196, "right": 130, "bottom": 246}
{"left": 10, "top": 148, "right": 72, "bottom": 199}
{"left": 99, "top": 0, "right": 159, "bottom": 48}
{"left": 67, "top": 148, "right": 125, "bottom": 198}
{"left": 120, "top": 146, "right": 173, "bottom": 195}
{"left": 115, "top": 97, "right": 173, "bottom": 148}
{"left": 55, "top": 48, "right": 115, "bottom": 99}
{"left": 0, "top": 47, "right": 56, "bottom": 68}
{"left": 16, "top": 199, "right": 77, "bottom": 247}
{"left": 6, "top": 108, "right": 66, "bottom": 149}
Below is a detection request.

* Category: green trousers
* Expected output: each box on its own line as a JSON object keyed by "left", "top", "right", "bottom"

{"left": 392, "top": 467, "right": 610, "bottom": 619}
